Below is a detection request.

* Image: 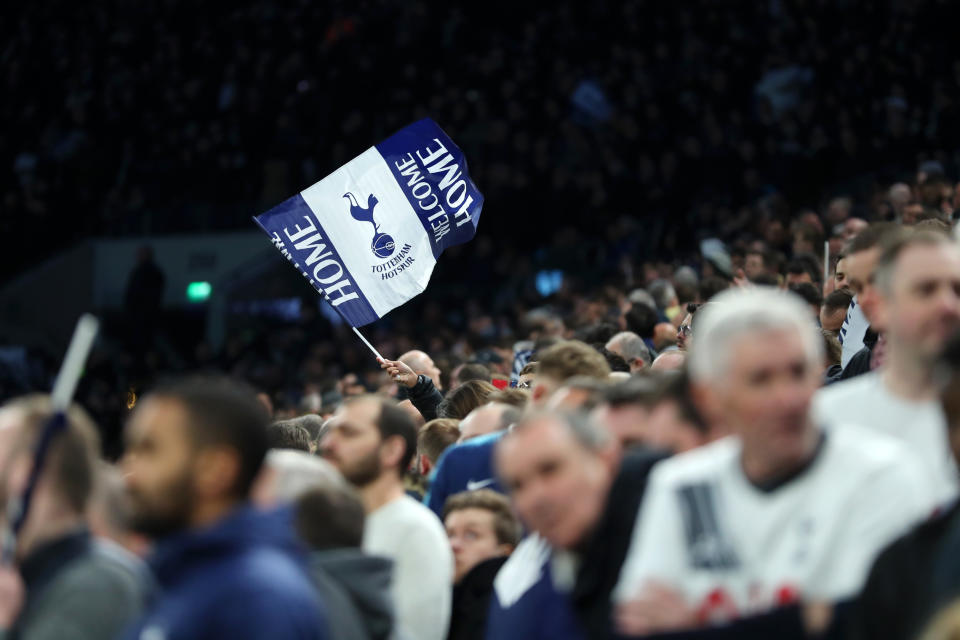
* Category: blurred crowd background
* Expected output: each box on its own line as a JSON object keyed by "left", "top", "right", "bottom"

{"left": 3, "top": 0, "right": 960, "bottom": 452}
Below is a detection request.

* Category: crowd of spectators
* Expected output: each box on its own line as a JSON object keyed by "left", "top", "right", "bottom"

{"left": 4, "top": 219, "right": 960, "bottom": 638}
{"left": 5, "top": 3, "right": 960, "bottom": 636}
{"left": 4, "top": 0, "right": 960, "bottom": 275}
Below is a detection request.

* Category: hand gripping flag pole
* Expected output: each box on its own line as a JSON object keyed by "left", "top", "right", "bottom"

{"left": 2, "top": 314, "right": 99, "bottom": 563}
{"left": 254, "top": 118, "right": 483, "bottom": 362}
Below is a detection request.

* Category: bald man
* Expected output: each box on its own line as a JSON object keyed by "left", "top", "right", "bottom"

{"left": 651, "top": 351, "right": 685, "bottom": 372}
{"left": 400, "top": 350, "right": 443, "bottom": 390}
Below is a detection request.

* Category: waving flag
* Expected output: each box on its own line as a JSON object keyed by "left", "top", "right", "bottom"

{"left": 254, "top": 119, "right": 483, "bottom": 327}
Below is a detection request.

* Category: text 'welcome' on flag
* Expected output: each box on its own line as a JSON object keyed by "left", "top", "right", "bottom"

{"left": 254, "top": 119, "right": 484, "bottom": 327}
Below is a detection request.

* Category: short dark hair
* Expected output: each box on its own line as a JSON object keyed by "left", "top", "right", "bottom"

{"left": 688, "top": 302, "right": 710, "bottom": 332}
{"left": 150, "top": 376, "right": 270, "bottom": 498}
{"left": 418, "top": 419, "right": 461, "bottom": 465}
{"left": 364, "top": 397, "right": 419, "bottom": 474}
{"left": 602, "top": 376, "right": 660, "bottom": 409}
{"left": 751, "top": 273, "right": 781, "bottom": 287}
{"left": 788, "top": 282, "right": 823, "bottom": 308}
{"left": 457, "top": 363, "right": 492, "bottom": 385}
{"left": 625, "top": 303, "right": 658, "bottom": 338}
{"left": 438, "top": 380, "right": 498, "bottom": 420}
{"left": 267, "top": 422, "right": 312, "bottom": 452}
{"left": 294, "top": 484, "right": 366, "bottom": 550}
{"left": 575, "top": 323, "right": 619, "bottom": 345}
{"left": 595, "top": 346, "right": 631, "bottom": 373}
{"left": 443, "top": 489, "right": 521, "bottom": 547}
{"left": 823, "top": 289, "right": 854, "bottom": 315}
{"left": 787, "top": 254, "right": 822, "bottom": 284}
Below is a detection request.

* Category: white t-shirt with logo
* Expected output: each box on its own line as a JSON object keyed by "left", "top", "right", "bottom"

{"left": 813, "top": 371, "right": 959, "bottom": 507}
{"left": 613, "top": 429, "right": 930, "bottom": 625}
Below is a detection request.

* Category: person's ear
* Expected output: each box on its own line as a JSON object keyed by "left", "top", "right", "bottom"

{"left": 497, "top": 543, "right": 515, "bottom": 556}
{"left": 380, "top": 435, "right": 407, "bottom": 471}
{"left": 419, "top": 454, "right": 433, "bottom": 476}
{"left": 195, "top": 447, "right": 242, "bottom": 499}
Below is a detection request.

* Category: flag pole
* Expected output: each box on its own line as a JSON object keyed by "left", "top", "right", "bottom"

{"left": 351, "top": 326, "right": 384, "bottom": 361}
{"left": 319, "top": 292, "right": 385, "bottom": 361}
{"left": 3, "top": 314, "right": 99, "bottom": 563}
{"left": 823, "top": 240, "right": 830, "bottom": 293}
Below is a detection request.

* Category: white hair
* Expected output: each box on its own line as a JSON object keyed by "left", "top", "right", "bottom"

{"left": 264, "top": 449, "right": 344, "bottom": 503}
{"left": 606, "top": 331, "right": 652, "bottom": 366}
{"left": 687, "top": 287, "right": 823, "bottom": 385}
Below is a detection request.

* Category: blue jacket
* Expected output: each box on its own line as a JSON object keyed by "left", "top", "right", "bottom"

{"left": 124, "top": 505, "right": 328, "bottom": 640}
{"left": 484, "top": 535, "right": 585, "bottom": 640}
{"left": 425, "top": 431, "right": 506, "bottom": 518}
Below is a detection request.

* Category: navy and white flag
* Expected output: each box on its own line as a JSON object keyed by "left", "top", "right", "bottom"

{"left": 254, "top": 119, "right": 483, "bottom": 327}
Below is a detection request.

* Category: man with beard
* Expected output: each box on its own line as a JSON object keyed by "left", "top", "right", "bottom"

{"left": 815, "top": 230, "right": 960, "bottom": 508}
{"left": 121, "top": 376, "right": 329, "bottom": 639}
{"left": 320, "top": 396, "right": 453, "bottom": 640}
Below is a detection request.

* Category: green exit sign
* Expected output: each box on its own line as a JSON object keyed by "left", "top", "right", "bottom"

{"left": 186, "top": 281, "right": 212, "bottom": 302}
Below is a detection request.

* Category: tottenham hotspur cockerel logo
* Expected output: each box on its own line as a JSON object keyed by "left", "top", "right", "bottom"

{"left": 344, "top": 192, "right": 396, "bottom": 259}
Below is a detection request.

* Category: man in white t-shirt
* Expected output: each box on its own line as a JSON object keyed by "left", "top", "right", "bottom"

{"left": 614, "top": 288, "right": 931, "bottom": 636}
{"left": 816, "top": 230, "right": 960, "bottom": 507}
{"left": 321, "top": 396, "right": 453, "bottom": 640}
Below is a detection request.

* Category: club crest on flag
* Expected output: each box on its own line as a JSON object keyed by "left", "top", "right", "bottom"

{"left": 254, "top": 118, "right": 484, "bottom": 328}
{"left": 343, "top": 191, "right": 396, "bottom": 259}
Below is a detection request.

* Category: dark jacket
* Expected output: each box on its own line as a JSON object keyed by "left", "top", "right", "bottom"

{"left": 826, "top": 329, "right": 877, "bottom": 385}
{"left": 448, "top": 556, "right": 508, "bottom": 640}
{"left": 572, "top": 448, "right": 667, "bottom": 638}
{"left": 485, "top": 448, "right": 667, "bottom": 640}
{"left": 124, "top": 506, "right": 329, "bottom": 640}
{"left": 11, "top": 528, "right": 148, "bottom": 640}
{"left": 846, "top": 502, "right": 960, "bottom": 640}
{"left": 309, "top": 549, "right": 394, "bottom": 640}
{"left": 408, "top": 375, "right": 444, "bottom": 421}
{"left": 484, "top": 538, "right": 587, "bottom": 640}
